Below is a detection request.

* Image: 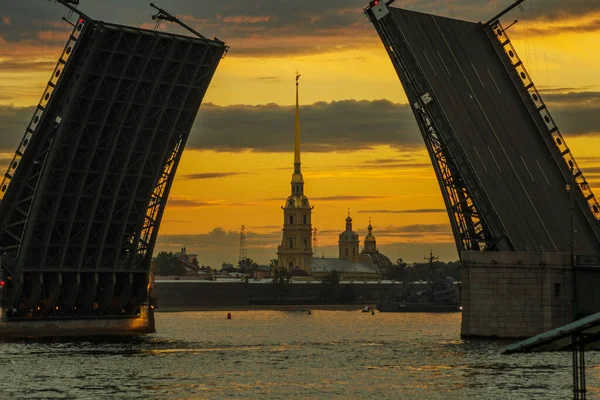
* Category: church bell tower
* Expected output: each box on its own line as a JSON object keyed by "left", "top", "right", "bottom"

{"left": 277, "top": 73, "right": 313, "bottom": 272}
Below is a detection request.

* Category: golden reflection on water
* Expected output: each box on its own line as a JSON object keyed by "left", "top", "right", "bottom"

{"left": 1, "top": 310, "right": 596, "bottom": 399}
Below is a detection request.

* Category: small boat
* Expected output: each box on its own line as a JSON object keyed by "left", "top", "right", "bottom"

{"left": 362, "top": 306, "right": 371, "bottom": 313}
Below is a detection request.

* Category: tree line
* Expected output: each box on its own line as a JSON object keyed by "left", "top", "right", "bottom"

{"left": 383, "top": 259, "right": 461, "bottom": 283}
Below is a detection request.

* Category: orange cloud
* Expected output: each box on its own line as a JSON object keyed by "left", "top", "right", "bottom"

{"left": 222, "top": 15, "right": 272, "bottom": 24}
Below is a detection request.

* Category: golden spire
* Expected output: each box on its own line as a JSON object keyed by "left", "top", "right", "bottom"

{"left": 291, "top": 71, "right": 304, "bottom": 191}
{"left": 294, "top": 71, "right": 301, "bottom": 166}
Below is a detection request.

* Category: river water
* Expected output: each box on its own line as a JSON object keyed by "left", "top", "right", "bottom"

{"left": 1, "top": 310, "right": 598, "bottom": 399}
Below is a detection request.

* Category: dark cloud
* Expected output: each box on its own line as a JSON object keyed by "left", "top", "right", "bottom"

{"left": 155, "top": 227, "right": 282, "bottom": 266}
{"left": 256, "top": 76, "right": 284, "bottom": 81}
{"left": 157, "top": 227, "right": 280, "bottom": 249}
{"left": 581, "top": 167, "right": 600, "bottom": 176}
{"left": 165, "top": 197, "right": 255, "bottom": 208}
{"left": 2, "top": 90, "right": 600, "bottom": 156}
{"left": 360, "top": 161, "right": 431, "bottom": 169}
{"left": 578, "top": 156, "right": 600, "bottom": 163}
{"left": 358, "top": 209, "right": 446, "bottom": 214}
{"left": 377, "top": 224, "right": 451, "bottom": 235}
{"left": 539, "top": 87, "right": 591, "bottom": 93}
{"left": 190, "top": 100, "right": 421, "bottom": 153}
{"left": 312, "top": 195, "right": 389, "bottom": 201}
{"left": 0, "top": 106, "right": 35, "bottom": 152}
{"left": 0, "top": 60, "right": 57, "bottom": 73}
{"left": 165, "top": 198, "right": 221, "bottom": 208}
{"left": 180, "top": 172, "right": 246, "bottom": 180}
{"left": 544, "top": 91, "right": 600, "bottom": 104}
{"left": 319, "top": 223, "right": 452, "bottom": 237}
{"left": 0, "top": 100, "right": 420, "bottom": 153}
{"left": 1, "top": 0, "right": 597, "bottom": 58}
{"left": 537, "top": 92, "right": 600, "bottom": 136}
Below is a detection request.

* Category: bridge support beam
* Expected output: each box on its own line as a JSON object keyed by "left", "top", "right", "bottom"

{"left": 461, "top": 251, "right": 573, "bottom": 338}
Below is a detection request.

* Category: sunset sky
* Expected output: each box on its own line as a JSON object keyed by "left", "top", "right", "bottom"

{"left": 1, "top": 0, "right": 600, "bottom": 267}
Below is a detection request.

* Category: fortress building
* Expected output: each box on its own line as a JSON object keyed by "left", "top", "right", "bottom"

{"left": 311, "top": 214, "right": 391, "bottom": 281}
{"left": 276, "top": 74, "right": 313, "bottom": 273}
{"left": 359, "top": 218, "right": 393, "bottom": 273}
{"left": 339, "top": 212, "right": 360, "bottom": 263}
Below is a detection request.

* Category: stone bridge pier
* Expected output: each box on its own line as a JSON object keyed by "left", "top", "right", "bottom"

{"left": 461, "top": 251, "right": 573, "bottom": 339}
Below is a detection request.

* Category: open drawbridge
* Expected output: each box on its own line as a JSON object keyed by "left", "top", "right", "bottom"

{"left": 0, "top": 3, "right": 227, "bottom": 320}
{"left": 365, "top": 1, "right": 600, "bottom": 259}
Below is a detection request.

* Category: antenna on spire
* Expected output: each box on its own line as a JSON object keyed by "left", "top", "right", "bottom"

{"left": 239, "top": 225, "right": 247, "bottom": 262}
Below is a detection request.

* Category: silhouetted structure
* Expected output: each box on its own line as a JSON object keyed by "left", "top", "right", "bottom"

{"left": 365, "top": 0, "right": 600, "bottom": 336}
{"left": 0, "top": 4, "right": 227, "bottom": 326}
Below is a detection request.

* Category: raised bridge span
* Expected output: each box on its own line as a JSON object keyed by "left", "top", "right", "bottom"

{"left": 0, "top": 2, "right": 226, "bottom": 329}
{"left": 365, "top": 1, "right": 600, "bottom": 336}
{"left": 365, "top": 1, "right": 600, "bottom": 257}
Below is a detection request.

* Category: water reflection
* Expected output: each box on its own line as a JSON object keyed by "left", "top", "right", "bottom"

{"left": 0, "top": 310, "right": 595, "bottom": 399}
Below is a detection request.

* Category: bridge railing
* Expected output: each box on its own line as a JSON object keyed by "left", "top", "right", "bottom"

{"left": 489, "top": 21, "right": 600, "bottom": 221}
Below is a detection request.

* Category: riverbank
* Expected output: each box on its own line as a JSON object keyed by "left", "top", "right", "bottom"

{"left": 155, "top": 304, "right": 374, "bottom": 312}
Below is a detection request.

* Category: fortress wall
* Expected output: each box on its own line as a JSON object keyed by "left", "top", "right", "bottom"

{"left": 154, "top": 281, "right": 404, "bottom": 308}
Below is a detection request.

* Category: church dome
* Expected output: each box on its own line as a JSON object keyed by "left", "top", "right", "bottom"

{"left": 363, "top": 252, "right": 393, "bottom": 272}
{"left": 340, "top": 212, "right": 358, "bottom": 241}
{"left": 364, "top": 219, "right": 376, "bottom": 244}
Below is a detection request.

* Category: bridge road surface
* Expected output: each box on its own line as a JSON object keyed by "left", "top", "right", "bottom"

{"left": 390, "top": 7, "right": 600, "bottom": 255}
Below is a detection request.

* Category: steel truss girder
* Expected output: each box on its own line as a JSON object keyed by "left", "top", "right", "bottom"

{"left": 366, "top": 6, "right": 513, "bottom": 253}
{"left": 487, "top": 21, "right": 600, "bottom": 238}
{"left": 0, "top": 17, "right": 226, "bottom": 319}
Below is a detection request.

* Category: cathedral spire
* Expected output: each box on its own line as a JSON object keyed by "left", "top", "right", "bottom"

{"left": 294, "top": 71, "right": 301, "bottom": 167}
{"left": 291, "top": 72, "right": 304, "bottom": 195}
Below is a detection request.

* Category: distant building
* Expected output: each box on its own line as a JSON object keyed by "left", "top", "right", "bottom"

{"left": 277, "top": 74, "right": 313, "bottom": 273}
{"left": 358, "top": 218, "right": 393, "bottom": 274}
{"left": 174, "top": 247, "right": 200, "bottom": 275}
{"left": 310, "top": 214, "right": 388, "bottom": 281}
{"left": 221, "top": 263, "right": 234, "bottom": 272}
{"left": 251, "top": 265, "right": 273, "bottom": 280}
{"left": 175, "top": 247, "right": 198, "bottom": 265}
{"left": 339, "top": 212, "right": 360, "bottom": 263}
{"left": 273, "top": 76, "right": 390, "bottom": 281}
